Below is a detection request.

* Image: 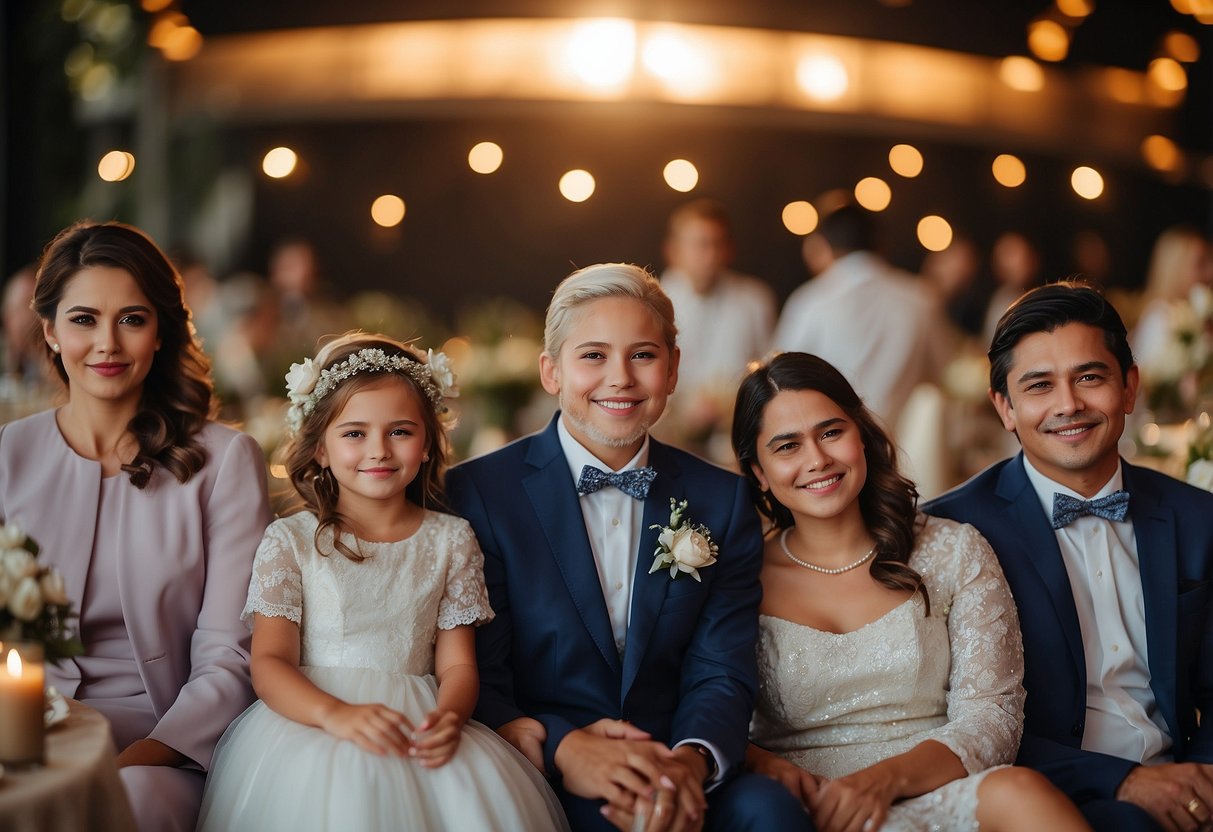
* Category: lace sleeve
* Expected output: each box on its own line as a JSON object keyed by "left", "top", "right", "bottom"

{"left": 436, "top": 520, "right": 494, "bottom": 630}
{"left": 241, "top": 520, "right": 304, "bottom": 626}
{"left": 922, "top": 522, "right": 1025, "bottom": 773}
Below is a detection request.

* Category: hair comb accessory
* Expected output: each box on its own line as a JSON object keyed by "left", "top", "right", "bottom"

{"left": 284, "top": 345, "right": 458, "bottom": 432}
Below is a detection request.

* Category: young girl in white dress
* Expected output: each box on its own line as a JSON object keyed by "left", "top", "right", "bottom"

{"left": 730, "top": 352, "right": 1090, "bottom": 832}
{"left": 198, "top": 333, "right": 568, "bottom": 831}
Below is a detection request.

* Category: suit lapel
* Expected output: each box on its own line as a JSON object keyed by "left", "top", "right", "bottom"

{"left": 997, "top": 457, "right": 1087, "bottom": 681}
{"left": 523, "top": 420, "right": 621, "bottom": 675}
{"left": 622, "top": 441, "right": 682, "bottom": 696}
{"left": 1124, "top": 464, "right": 1179, "bottom": 739}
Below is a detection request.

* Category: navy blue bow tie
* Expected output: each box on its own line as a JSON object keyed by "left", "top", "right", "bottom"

{"left": 1051, "top": 490, "right": 1130, "bottom": 529}
{"left": 576, "top": 465, "right": 656, "bottom": 500}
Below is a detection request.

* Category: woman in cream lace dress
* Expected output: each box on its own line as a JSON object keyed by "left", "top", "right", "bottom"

{"left": 731, "top": 352, "right": 1089, "bottom": 832}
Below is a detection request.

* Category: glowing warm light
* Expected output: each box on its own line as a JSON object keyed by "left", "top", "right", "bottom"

{"left": 1141, "top": 422, "right": 1161, "bottom": 446}
{"left": 559, "top": 169, "right": 596, "bottom": 202}
{"left": 468, "top": 141, "right": 504, "bottom": 174}
{"left": 1171, "top": 0, "right": 1193, "bottom": 12}
{"left": 262, "top": 147, "right": 298, "bottom": 179}
{"left": 662, "top": 159, "right": 699, "bottom": 192}
{"left": 148, "top": 13, "right": 188, "bottom": 49}
{"left": 1142, "top": 135, "right": 1182, "bottom": 172}
{"left": 642, "top": 31, "right": 714, "bottom": 96}
{"left": 142, "top": 0, "right": 173, "bottom": 11}
{"left": 7, "top": 649, "right": 21, "bottom": 676}
{"left": 161, "top": 25, "right": 203, "bottom": 61}
{"left": 999, "top": 56, "right": 1045, "bottom": 92}
{"left": 1056, "top": 0, "right": 1094, "bottom": 17}
{"left": 1148, "top": 57, "right": 1187, "bottom": 91}
{"left": 854, "top": 177, "right": 892, "bottom": 212}
{"left": 269, "top": 464, "right": 288, "bottom": 479}
{"left": 1164, "top": 31, "right": 1201, "bottom": 62}
{"left": 917, "top": 216, "right": 953, "bottom": 252}
{"left": 97, "top": 150, "right": 135, "bottom": 182}
{"left": 796, "top": 54, "right": 849, "bottom": 101}
{"left": 566, "top": 19, "right": 636, "bottom": 89}
{"left": 992, "top": 154, "right": 1027, "bottom": 188}
{"left": 371, "top": 195, "right": 406, "bottom": 227}
{"left": 1071, "top": 166, "right": 1104, "bottom": 199}
{"left": 1027, "top": 19, "right": 1070, "bottom": 62}
{"left": 1102, "top": 68, "right": 1145, "bottom": 104}
{"left": 782, "top": 201, "right": 819, "bottom": 236}
{"left": 888, "top": 145, "right": 923, "bottom": 178}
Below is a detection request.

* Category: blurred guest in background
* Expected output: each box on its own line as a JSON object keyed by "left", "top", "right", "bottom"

{"left": 921, "top": 233, "right": 983, "bottom": 338}
{"left": 1131, "top": 224, "right": 1212, "bottom": 374}
{"left": 773, "top": 202, "right": 947, "bottom": 434}
{"left": 980, "top": 231, "right": 1043, "bottom": 344}
{"left": 0, "top": 220, "right": 272, "bottom": 832}
{"left": 658, "top": 199, "right": 775, "bottom": 461}
{"left": 2, "top": 265, "right": 42, "bottom": 382}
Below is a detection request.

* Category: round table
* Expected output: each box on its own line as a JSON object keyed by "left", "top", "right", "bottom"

{"left": 0, "top": 699, "right": 135, "bottom": 832}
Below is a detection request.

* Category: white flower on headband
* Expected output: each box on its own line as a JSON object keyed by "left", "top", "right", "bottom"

{"left": 285, "top": 358, "right": 320, "bottom": 402}
{"left": 427, "top": 349, "right": 459, "bottom": 399}
{"left": 283, "top": 346, "right": 457, "bottom": 433}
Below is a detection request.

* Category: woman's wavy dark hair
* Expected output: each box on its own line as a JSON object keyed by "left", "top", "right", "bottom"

{"left": 281, "top": 333, "right": 451, "bottom": 563}
{"left": 33, "top": 221, "right": 216, "bottom": 488}
{"left": 731, "top": 352, "right": 927, "bottom": 608}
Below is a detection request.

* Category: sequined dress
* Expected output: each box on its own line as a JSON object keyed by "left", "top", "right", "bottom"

{"left": 751, "top": 516, "right": 1025, "bottom": 831}
{"left": 198, "top": 510, "right": 569, "bottom": 831}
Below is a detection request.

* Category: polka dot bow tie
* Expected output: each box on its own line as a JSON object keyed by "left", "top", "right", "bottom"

{"left": 1050, "top": 490, "right": 1130, "bottom": 530}
{"left": 575, "top": 465, "right": 657, "bottom": 500}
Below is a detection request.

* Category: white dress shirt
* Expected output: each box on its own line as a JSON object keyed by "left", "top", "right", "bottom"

{"left": 1023, "top": 457, "right": 1172, "bottom": 763}
{"left": 556, "top": 418, "right": 728, "bottom": 784}
{"left": 772, "top": 252, "right": 947, "bottom": 432}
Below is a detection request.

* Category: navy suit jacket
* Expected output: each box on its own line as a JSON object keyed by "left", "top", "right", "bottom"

{"left": 446, "top": 415, "right": 764, "bottom": 780}
{"left": 925, "top": 454, "right": 1213, "bottom": 803}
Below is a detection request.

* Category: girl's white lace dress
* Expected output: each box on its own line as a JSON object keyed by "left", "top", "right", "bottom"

{"left": 198, "top": 510, "right": 568, "bottom": 831}
{"left": 750, "top": 516, "right": 1025, "bottom": 831}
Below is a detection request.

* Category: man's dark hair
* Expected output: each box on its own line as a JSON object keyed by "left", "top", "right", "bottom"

{"left": 988, "top": 279, "right": 1134, "bottom": 397}
{"left": 817, "top": 203, "right": 877, "bottom": 255}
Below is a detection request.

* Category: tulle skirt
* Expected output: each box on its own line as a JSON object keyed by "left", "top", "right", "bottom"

{"left": 198, "top": 666, "right": 569, "bottom": 832}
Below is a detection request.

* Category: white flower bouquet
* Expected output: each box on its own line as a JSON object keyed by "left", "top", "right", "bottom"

{"left": 649, "top": 499, "right": 719, "bottom": 582}
{"left": 0, "top": 521, "right": 82, "bottom": 664}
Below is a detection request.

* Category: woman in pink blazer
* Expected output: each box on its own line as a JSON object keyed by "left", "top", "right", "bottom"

{"left": 0, "top": 221, "right": 271, "bottom": 832}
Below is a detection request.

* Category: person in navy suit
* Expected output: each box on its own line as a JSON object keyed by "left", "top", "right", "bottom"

{"left": 925, "top": 281, "right": 1213, "bottom": 831}
{"left": 447, "top": 263, "right": 811, "bottom": 831}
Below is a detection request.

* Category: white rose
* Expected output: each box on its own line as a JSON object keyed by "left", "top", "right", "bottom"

{"left": 1187, "top": 458, "right": 1213, "bottom": 492}
{"left": 426, "top": 350, "right": 458, "bottom": 397}
{"left": 2, "top": 549, "right": 38, "bottom": 580}
{"left": 284, "top": 358, "right": 320, "bottom": 401}
{"left": 39, "top": 569, "right": 69, "bottom": 606}
{"left": 0, "top": 522, "right": 26, "bottom": 549}
{"left": 8, "top": 576, "right": 44, "bottom": 622}
{"left": 668, "top": 526, "right": 716, "bottom": 570}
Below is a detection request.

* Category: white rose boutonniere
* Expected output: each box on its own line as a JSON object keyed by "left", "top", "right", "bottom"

{"left": 284, "top": 358, "right": 320, "bottom": 403}
{"left": 649, "top": 499, "right": 718, "bottom": 581}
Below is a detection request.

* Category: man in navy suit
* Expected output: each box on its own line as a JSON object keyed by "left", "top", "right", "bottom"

{"left": 925, "top": 281, "right": 1213, "bottom": 831}
{"left": 448, "top": 264, "right": 810, "bottom": 831}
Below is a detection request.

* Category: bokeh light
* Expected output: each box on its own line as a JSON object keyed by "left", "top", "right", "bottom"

{"left": 1141, "top": 135, "right": 1182, "bottom": 172}
{"left": 468, "top": 141, "right": 504, "bottom": 174}
{"left": 888, "top": 144, "right": 923, "bottom": 178}
{"left": 371, "top": 195, "right": 407, "bottom": 227}
{"left": 1164, "top": 31, "right": 1201, "bottom": 62}
{"left": 999, "top": 56, "right": 1045, "bottom": 92}
{"left": 559, "top": 169, "right": 596, "bottom": 202}
{"left": 1148, "top": 57, "right": 1188, "bottom": 92}
{"left": 854, "top": 177, "right": 892, "bottom": 211}
{"left": 782, "top": 201, "right": 819, "bottom": 236}
{"left": 1055, "top": 0, "right": 1094, "bottom": 18}
{"left": 796, "top": 54, "right": 849, "bottom": 101}
{"left": 642, "top": 30, "right": 714, "bottom": 97}
{"left": 1071, "top": 166, "right": 1105, "bottom": 199}
{"left": 917, "top": 216, "right": 953, "bottom": 252}
{"left": 262, "top": 147, "right": 298, "bottom": 179}
{"left": 1027, "top": 19, "right": 1070, "bottom": 62}
{"left": 97, "top": 150, "right": 135, "bottom": 182}
{"left": 662, "top": 159, "right": 699, "bottom": 192}
{"left": 566, "top": 19, "right": 636, "bottom": 89}
{"left": 160, "top": 25, "right": 203, "bottom": 61}
{"left": 992, "top": 154, "right": 1027, "bottom": 188}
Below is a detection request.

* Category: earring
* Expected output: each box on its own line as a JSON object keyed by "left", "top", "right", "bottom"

{"left": 50, "top": 343, "right": 60, "bottom": 354}
{"left": 422, "top": 453, "right": 430, "bottom": 462}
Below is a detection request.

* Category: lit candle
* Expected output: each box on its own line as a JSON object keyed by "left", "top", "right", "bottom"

{"left": 0, "top": 643, "right": 45, "bottom": 766}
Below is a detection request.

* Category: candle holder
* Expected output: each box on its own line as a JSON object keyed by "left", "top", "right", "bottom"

{"left": 0, "top": 640, "right": 46, "bottom": 767}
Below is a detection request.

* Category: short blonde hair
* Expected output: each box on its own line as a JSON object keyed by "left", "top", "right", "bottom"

{"left": 543, "top": 263, "right": 677, "bottom": 358}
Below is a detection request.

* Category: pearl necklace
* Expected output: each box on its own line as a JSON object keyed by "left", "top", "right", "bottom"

{"left": 779, "top": 528, "right": 876, "bottom": 575}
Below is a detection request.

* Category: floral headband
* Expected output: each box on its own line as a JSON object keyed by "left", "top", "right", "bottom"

{"left": 284, "top": 345, "right": 459, "bottom": 432}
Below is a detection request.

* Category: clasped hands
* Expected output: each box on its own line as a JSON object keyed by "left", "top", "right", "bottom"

{"left": 318, "top": 701, "right": 463, "bottom": 767}
{"left": 499, "top": 716, "right": 709, "bottom": 831}
{"left": 1117, "top": 762, "right": 1213, "bottom": 832}
{"left": 749, "top": 745, "right": 903, "bottom": 832}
